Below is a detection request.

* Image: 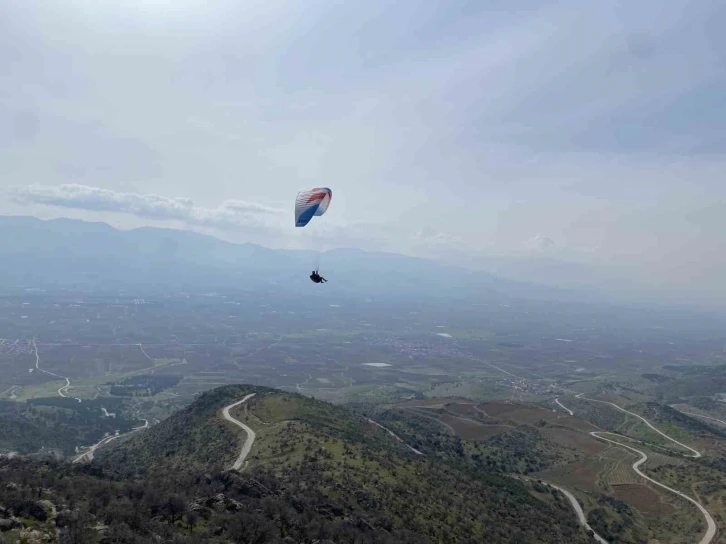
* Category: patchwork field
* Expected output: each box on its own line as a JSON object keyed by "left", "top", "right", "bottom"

{"left": 535, "top": 458, "right": 609, "bottom": 493}
{"left": 612, "top": 484, "right": 677, "bottom": 515}
{"left": 438, "top": 413, "right": 512, "bottom": 441}
{"left": 541, "top": 428, "right": 606, "bottom": 456}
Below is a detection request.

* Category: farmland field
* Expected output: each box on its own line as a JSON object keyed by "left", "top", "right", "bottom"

{"left": 536, "top": 458, "right": 609, "bottom": 492}
{"left": 612, "top": 484, "right": 677, "bottom": 515}
{"left": 438, "top": 413, "right": 512, "bottom": 441}
{"left": 644, "top": 451, "right": 687, "bottom": 469}
{"left": 606, "top": 461, "right": 641, "bottom": 485}
{"left": 541, "top": 428, "right": 605, "bottom": 456}
{"left": 597, "top": 446, "right": 635, "bottom": 462}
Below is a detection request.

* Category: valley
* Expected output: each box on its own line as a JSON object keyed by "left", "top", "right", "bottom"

{"left": 1, "top": 286, "right": 726, "bottom": 543}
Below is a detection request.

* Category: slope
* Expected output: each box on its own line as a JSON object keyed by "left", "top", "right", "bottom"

{"left": 97, "top": 384, "right": 594, "bottom": 543}
{"left": 0, "top": 397, "right": 141, "bottom": 457}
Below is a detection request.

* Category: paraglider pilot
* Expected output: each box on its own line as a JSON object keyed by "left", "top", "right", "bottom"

{"left": 310, "top": 270, "right": 327, "bottom": 283}
{"left": 295, "top": 187, "right": 332, "bottom": 285}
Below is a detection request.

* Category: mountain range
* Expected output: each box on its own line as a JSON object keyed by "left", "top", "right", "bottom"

{"left": 0, "top": 215, "right": 602, "bottom": 305}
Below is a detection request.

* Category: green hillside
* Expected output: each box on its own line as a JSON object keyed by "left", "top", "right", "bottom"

{"left": 0, "top": 397, "right": 141, "bottom": 457}
{"left": 92, "top": 384, "right": 593, "bottom": 543}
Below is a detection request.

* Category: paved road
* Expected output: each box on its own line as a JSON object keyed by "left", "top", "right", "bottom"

{"left": 222, "top": 393, "right": 257, "bottom": 471}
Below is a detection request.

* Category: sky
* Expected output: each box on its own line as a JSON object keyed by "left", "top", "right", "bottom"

{"left": 1, "top": 0, "right": 725, "bottom": 306}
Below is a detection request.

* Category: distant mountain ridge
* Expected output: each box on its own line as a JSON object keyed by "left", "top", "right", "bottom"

{"left": 0, "top": 215, "right": 595, "bottom": 303}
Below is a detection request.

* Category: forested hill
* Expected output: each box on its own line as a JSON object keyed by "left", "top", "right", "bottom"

{"left": 86, "top": 384, "right": 593, "bottom": 543}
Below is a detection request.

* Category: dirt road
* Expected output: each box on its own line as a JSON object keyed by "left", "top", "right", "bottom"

{"left": 575, "top": 393, "right": 701, "bottom": 457}
{"left": 222, "top": 393, "right": 257, "bottom": 471}
{"left": 592, "top": 431, "right": 716, "bottom": 544}
{"left": 546, "top": 482, "right": 608, "bottom": 544}
{"left": 367, "top": 418, "right": 424, "bottom": 455}
{"left": 555, "top": 398, "right": 574, "bottom": 416}
{"left": 570, "top": 394, "right": 715, "bottom": 544}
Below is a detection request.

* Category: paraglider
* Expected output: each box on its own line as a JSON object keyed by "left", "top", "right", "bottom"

{"left": 295, "top": 188, "right": 332, "bottom": 283}
{"left": 294, "top": 187, "right": 332, "bottom": 228}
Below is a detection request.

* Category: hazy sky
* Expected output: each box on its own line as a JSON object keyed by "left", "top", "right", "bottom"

{"left": 1, "top": 1, "right": 725, "bottom": 304}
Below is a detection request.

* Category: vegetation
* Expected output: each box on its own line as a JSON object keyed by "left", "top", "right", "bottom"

{"left": 84, "top": 385, "right": 595, "bottom": 543}
{"left": 586, "top": 495, "right": 646, "bottom": 544}
{"left": 655, "top": 377, "right": 726, "bottom": 401}
{"left": 362, "top": 406, "right": 579, "bottom": 476}
{"left": 687, "top": 397, "right": 721, "bottom": 410}
{"left": 563, "top": 398, "right": 629, "bottom": 432}
{"left": 0, "top": 398, "right": 141, "bottom": 457}
{"left": 640, "top": 373, "right": 671, "bottom": 384}
{"left": 98, "top": 385, "right": 261, "bottom": 474}
{"left": 640, "top": 402, "right": 726, "bottom": 439}
{"left": 109, "top": 375, "right": 181, "bottom": 397}
{"left": 0, "top": 450, "right": 595, "bottom": 544}
{"left": 653, "top": 365, "right": 726, "bottom": 402}
{"left": 662, "top": 364, "right": 726, "bottom": 376}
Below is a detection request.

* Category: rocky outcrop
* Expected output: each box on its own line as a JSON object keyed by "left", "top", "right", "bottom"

{"left": 36, "top": 501, "right": 56, "bottom": 519}
{"left": 16, "top": 528, "right": 55, "bottom": 543}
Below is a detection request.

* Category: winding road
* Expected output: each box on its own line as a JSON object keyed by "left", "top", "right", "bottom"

{"left": 556, "top": 396, "right": 716, "bottom": 544}
{"left": 591, "top": 431, "right": 716, "bottom": 544}
{"left": 73, "top": 419, "right": 149, "bottom": 463}
{"left": 555, "top": 398, "right": 574, "bottom": 416}
{"left": 574, "top": 393, "right": 701, "bottom": 458}
{"left": 33, "top": 340, "right": 82, "bottom": 403}
{"left": 546, "top": 482, "right": 608, "bottom": 544}
{"left": 0, "top": 386, "right": 18, "bottom": 398}
{"left": 222, "top": 393, "right": 257, "bottom": 471}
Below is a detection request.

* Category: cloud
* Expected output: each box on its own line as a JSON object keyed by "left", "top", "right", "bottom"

{"left": 7, "top": 184, "right": 286, "bottom": 232}
{"left": 411, "top": 228, "right": 470, "bottom": 255}
{"left": 526, "top": 235, "right": 557, "bottom": 252}
{"left": 2, "top": 1, "right": 726, "bottom": 307}
{"left": 413, "top": 227, "right": 455, "bottom": 245}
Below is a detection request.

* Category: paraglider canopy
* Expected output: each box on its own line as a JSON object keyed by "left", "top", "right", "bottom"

{"left": 295, "top": 187, "right": 332, "bottom": 227}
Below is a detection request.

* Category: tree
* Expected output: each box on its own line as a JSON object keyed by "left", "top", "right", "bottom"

{"left": 165, "top": 495, "right": 187, "bottom": 524}
{"left": 59, "top": 510, "right": 95, "bottom": 544}
{"left": 186, "top": 511, "right": 197, "bottom": 533}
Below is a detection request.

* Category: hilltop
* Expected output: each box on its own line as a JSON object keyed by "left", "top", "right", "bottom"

{"left": 89, "top": 384, "right": 593, "bottom": 543}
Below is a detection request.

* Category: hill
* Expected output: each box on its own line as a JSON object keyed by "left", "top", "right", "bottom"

{"left": 90, "top": 384, "right": 594, "bottom": 543}
{"left": 0, "top": 397, "right": 142, "bottom": 458}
